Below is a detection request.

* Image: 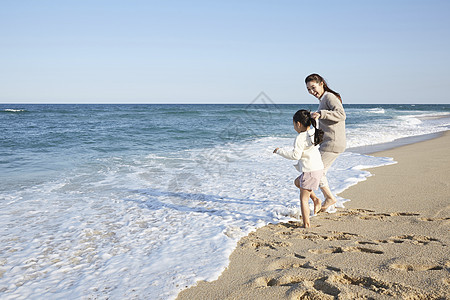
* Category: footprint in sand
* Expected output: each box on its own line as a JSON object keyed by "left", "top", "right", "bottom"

{"left": 258, "top": 272, "right": 434, "bottom": 299}
{"left": 276, "top": 230, "right": 359, "bottom": 242}
{"left": 293, "top": 253, "right": 306, "bottom": 259}
{"left": 375, "top": 234, "right": 442, "bottom": 245}
{"left": 330, "top": 274, "right": 398, "bottom": 296}
{"left": 390, "top": 264, "right": 444, "bottom": 271}
{"left": 337, "top": 208, "right": 375, "bottom": 216}
{"left": 309, "top": 246, "right": 384, "bottom": 255}
{"left": 375, "top": 238, "right": 405, "bottom": 244}
{"left": 239, "top": 236, "right": 292, "bottom": 258}
{"left": 244, "top": 240, "right": 291, "bottom": 250}
{"left": 420, "top": 217, "right": 450, "bottom": 222}
{"left": 336, "top": 209, "right": 420, "bottom": 221}
{"left": 267, "top": 256, "right": 343, "bottom": 274}
{"left": 391, "top": 235, "right": 440, "bottom": 245}
{"left": 355, "top": 241, "right": 379, "bottom": 245}
{"left": 359, "top": 212, "right": 420, "bottom": 220}
{"left": 268, "top": 259, "right": 318, "bottom": 271}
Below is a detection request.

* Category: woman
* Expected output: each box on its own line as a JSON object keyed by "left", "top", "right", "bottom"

{"left": 305, "top": 73, "right": 346, "bottom": 212}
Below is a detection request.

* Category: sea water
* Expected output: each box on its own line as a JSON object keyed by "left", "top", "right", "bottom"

{"left": 1, "top": 102, "right": 449, "bottom": 299}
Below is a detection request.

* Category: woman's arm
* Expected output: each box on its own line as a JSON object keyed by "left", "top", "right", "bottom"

{"left": 318, "top": 93, "right": 346, "bottom": 122}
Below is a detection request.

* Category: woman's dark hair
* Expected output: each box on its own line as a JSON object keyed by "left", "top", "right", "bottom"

{"left": 293, "top": 110, "right": 324, "bottom": 145}
{"left": 305, "top": 73, "right": 342, "bottom": 103}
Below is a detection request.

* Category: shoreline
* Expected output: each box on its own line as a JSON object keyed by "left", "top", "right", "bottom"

{"left": 177, "top": 131, "right": 450, "bottom": 299}
{"left": 341, "top": 130, "right": 450, "bottom": 216}
{"left": 346, "top": 131, "right": 444, "bottom": 154}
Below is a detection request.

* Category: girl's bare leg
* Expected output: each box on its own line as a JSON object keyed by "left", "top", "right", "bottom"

{"left": 294, "top": 177, "right": 300, "bottom": 189}
{"left": 310, "top": 191, "right": 322, "bottom": 214}
{"left": 300, "top": 188, "right": 312, "bottom": 228}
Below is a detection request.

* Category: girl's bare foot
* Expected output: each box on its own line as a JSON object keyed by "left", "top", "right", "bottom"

{"left": 302, "top": 222, "right": 310, "bottom": 228}
{"left": 320, "top": 197, "right": 337, "bottom": 212}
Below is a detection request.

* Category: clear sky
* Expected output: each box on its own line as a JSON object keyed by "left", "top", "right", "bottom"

{"left": 1, "top": 0, "right": 449, "bottom": 104}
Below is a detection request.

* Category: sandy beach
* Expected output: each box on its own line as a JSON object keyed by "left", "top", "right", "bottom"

{"left": 177, "top": 131, "right": 450, "bottom": 299}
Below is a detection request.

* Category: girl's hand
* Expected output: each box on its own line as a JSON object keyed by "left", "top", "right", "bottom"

{"left": 273, "top": 148, "right": 279, "bottom": 153}
{"left": 311, "top": 112, "right": 320, "bottom": 119}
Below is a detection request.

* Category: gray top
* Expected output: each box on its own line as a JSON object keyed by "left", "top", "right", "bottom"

{"left": 317, "top": 92, "right": 346, "bottom": 153}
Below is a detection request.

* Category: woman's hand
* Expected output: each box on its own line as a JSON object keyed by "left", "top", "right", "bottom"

{"left": 273, "top": 148, "right": 279, "bottom": 153}
{"left": 311, "top": 112, "right": 320, "bottom": 120}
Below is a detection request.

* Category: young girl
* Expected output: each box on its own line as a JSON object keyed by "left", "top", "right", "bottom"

{"left": 274, "top": 110, "right": 324, "bottom": 228}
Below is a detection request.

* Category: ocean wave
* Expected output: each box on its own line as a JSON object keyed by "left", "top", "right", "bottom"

{"left": 366, "top": 108, "right": 385, "bottom": 114}
{"left": 395, "top": 115, "right": 423, "bottom": 126}
{"left": 416, "top": 112, "right": 450, "bottom": 120}
{"left": 2, "top": 109, "right": 27, "bottom": 113}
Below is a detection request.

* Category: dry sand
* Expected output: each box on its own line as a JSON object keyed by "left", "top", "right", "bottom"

{"left": 177, "top": 131, "right": 450, "bottom": 300}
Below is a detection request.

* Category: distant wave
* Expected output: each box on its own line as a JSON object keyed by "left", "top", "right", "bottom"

{"left": 2, "top": 109, "right": 27, "bottom": 113}
{"left": 366, "top": 108, "right": 385, "bottom": 114}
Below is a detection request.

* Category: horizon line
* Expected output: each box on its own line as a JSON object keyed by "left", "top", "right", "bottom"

{"left": 1, "top": 102, "right": 449, "bottom": 105}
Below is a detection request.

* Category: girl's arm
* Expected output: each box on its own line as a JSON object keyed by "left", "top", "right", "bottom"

{"left": 274, "top": 135, "right": 304, "bottom": 160}
{"left": 318, "top": 93, "right": 346, "bottom": 122}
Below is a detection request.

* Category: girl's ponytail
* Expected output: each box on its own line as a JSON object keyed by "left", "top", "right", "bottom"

{"left": 293, "top": 110, "right": 324, "bottom": 146}
{"left": 310, "top": 116, "right": 324, "bottom": 146}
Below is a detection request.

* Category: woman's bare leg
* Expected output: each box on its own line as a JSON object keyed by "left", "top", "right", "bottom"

{"left": 319, "top": 151, "right": 339, "bottom": 212}
{"left": 320, "top": 185, "right": 337, "bottom": 212}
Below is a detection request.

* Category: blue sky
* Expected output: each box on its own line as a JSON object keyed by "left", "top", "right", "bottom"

{"left": 1, "top": 0, "right": 449, "bottom": 104}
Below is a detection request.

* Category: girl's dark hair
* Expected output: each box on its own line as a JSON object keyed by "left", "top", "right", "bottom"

{"left": 293, "top": 110, "right": 324, "bottom": 145}
{"left": 305, "top": 73, "right": 342, "bottom": 103}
